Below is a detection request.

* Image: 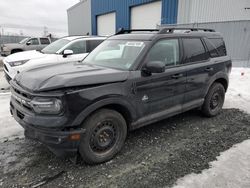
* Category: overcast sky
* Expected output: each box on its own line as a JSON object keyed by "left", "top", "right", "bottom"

{"left": 0, "top": 0, "right": 79, "bottom": 37}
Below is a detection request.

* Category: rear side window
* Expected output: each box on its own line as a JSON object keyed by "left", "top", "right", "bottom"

{"left": 40, "top": 38, "right": 50, "bottom": 45}
{"left": 204, "top": 38, "right": 219, "bottom": 58}
{"left": 86, "top": 40, "right": 104, "bottom": 52}
{"left": 208, "top": 38, "right": 227, "bottom": 57}
{"left": 182, "top": 38, "right": 208, "bottom": 63}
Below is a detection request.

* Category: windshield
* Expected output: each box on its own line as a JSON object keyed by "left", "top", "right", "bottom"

{"left": 83, "top": 40, "right": 146, "bottom": 70}
{"left": 19, "top": 38, "right": 30, "bottom": 44}
{"left": 41, "top": 39, "right": 70, "bottom": 54}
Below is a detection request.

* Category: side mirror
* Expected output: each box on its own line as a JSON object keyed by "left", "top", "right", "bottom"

{"left": 63, "top": 49, "right": 73, "bottom": 58}
{"left": 26, "top": 41, "right": 31, "bottom": 46}
{"left": 143, "top": 61, "right": 165, "bottom": 75}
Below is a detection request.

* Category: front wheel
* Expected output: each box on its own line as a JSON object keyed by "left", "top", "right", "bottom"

{"left": 79, "top": 109, "right": 127, "bottom": 164}
{"left": 202, "top": 82, "right": 225, "bottom": 117}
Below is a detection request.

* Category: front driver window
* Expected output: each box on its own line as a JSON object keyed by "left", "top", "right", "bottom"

{"left": 28, "top": 38, "right": 39, "bottom": 45}
{"left": 147, "top": 39, "right": 180, "bottom": 67}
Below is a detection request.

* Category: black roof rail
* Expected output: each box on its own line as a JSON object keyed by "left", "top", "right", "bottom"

{"left": 115, "top": 27, "right": 215, "bottom": 35}
{"left": 158, "top": 27, "right": 215, "bottom": 34}
{"left": 116, "top": 28, "right": 159, "bottom": 35}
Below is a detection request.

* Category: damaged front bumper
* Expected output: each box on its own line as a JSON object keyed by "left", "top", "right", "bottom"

{"left": 9, "top": 81, "right": 85, "bottom": 158}
{"left": 10, "top": 102, "right": 85, "bottom": 157}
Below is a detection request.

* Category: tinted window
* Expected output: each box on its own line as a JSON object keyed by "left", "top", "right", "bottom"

{"left": 147, "top": 39, "right": 180, "bottom": 67}
{"left": 209, "top": 38, "right": 227, "bottom": 56}
{"left": 28, "top": 38, "right": 39, "bottom": 45}
{"left": 204, "top": 38, "right": 219, "bottom": 58}
{"left": 86, "top": 40, "right": 104, "bottom": 52}
{"left": 41, "top": 39, "right": 70, "bottom": 54}
{"left": 40, "top": 38, "right": 50, "bottom": 45}
{"left": 65, "top": 40, "right": 86, "bottom": 54}
{"left": 183, "top": 38, "right": 208, "bottom": 63}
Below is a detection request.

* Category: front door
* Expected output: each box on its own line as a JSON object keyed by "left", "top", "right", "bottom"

{"left": 24, "top": 38, "right": 40, "bottom": 51}
{"left": 134, "top": 38, "right": 186, "bottom": 119}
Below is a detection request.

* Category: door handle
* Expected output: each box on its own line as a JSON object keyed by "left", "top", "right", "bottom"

{"left": 205, "top": 67, "right": 214, "bottom": 72}
{"left": 171, "top": 73, "right": 183, "bottom": 79}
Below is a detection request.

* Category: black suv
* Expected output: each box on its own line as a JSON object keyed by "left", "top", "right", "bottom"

{"left": 10, "top": 28, "right": 232, "bottom": 164}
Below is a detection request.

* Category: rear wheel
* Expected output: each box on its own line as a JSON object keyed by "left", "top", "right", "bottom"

{"left": 202, "top": 82, "right": 225, "bottom": 117}
{"left": 79, "top": 109, "right": 127, "bottom": 164}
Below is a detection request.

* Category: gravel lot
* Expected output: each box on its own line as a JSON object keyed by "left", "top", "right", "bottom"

{"left": 0, "top": 109, "right": 250, "bottom": 188}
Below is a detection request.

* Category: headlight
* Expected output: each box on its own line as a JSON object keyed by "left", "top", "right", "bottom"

{"left": 8, "top": 60, "right": 29, "bottom": 67}
{"left": 30, "top": 97, "right": 62, "bottom": 114}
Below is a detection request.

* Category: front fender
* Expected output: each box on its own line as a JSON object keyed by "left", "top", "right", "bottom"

{"left": 72, "top": 97, "right": 136, "bottom": 126}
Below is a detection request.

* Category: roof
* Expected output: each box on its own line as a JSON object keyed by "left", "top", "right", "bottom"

{"left": 108, "top": 31, "right": 223, "bottom": 41}
{"left": 62, "top": 36, "right": 107, "bottom": 41}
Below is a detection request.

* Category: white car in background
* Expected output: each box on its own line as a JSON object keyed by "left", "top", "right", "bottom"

{"left": 3, "top": 36, "right": 106, "bottom": 82}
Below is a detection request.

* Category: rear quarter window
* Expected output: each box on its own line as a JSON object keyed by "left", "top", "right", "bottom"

{"left": 207, "top": 38, "right": 227, "bottom": 57}
{"left": 182, "top": 38, "right": 209, "bottom": 63}
{"left": 40, "top": 38, "right": 50, "bottom": 45}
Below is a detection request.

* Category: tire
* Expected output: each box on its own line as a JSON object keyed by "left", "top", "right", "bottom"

{"left": 79, "top": 109, "right": 127, "bottom": 164}
{"left": 202, "top": 82, "right": 225, "bottom": 117}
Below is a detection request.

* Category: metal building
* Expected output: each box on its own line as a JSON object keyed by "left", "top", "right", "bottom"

{"left": 91, "top": 0, "right": 178, "bottom": 35}
{"left": 68, "top": 0, "right": 250, "bottom": 35}
{"left": 67, "top": 0, "right": 250, "bottom": 65}
{"left": 161, "top": 20, "right": 250, "bottom": 67}
{"left": 178, "top": 0, "right": 250, "bottom": 24}
{"left": 67, "top": 0, "right": 92, "bottom": 35}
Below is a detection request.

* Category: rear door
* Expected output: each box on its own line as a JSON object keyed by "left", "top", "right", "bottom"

{"left": 181, "top": 37, "right": 221, "bottom": 110}
{"left": 134, "top": 38, "right": 186, "bottom": 118}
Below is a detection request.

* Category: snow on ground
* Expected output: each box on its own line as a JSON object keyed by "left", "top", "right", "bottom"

{"left": 173, "top": 139, "right": 250, "bottom": 188}
{"left": 224, "top": 67, "right": 250, "bottom": 114}
{"left": 173, "top": 67, "right": 250, "bottom": 188}
{"left": 0, "top": 70, "right": 10, "bottom": 90}
{"left": 0, "top": 92, "right": 23, "bottom": 142}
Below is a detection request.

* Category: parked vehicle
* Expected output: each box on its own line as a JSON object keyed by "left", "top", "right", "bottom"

{"left": 0, "top": 37, "right": 52, "bottom": 56}
{"left": 9, "top": 28, "right": 231, "bottom": 164}
{"left": 3, "top": 36, "right": 106, "bottom": 82}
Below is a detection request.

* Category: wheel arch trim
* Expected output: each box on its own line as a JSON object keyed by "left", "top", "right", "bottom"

{"left": 72, "top": 97, "right": 137, "bottom": 127}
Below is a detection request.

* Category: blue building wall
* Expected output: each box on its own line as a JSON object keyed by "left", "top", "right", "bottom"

{"left": 91, "top": 0, "right": 179, "bottom": 35}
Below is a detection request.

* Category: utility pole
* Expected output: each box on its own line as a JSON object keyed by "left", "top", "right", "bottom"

{"left": 43, "top": 26, "right": 48, "bottom": 37}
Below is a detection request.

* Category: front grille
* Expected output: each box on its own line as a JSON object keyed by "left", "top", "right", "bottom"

{"left": 4, "top": 64, "right": 8, "bottom": 72}
{"left": 13, "top": 87, "right": 32, "bottom": 99}
{"left": 11, "top": 82, "right": 33, "bottom": 113}
{"left": 16, "top": 110, "right": 25, "bottom": 119}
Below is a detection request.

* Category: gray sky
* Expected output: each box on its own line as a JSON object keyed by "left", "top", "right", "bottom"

{"left": 0, "top": 0, "right": 79, "bottom": 37}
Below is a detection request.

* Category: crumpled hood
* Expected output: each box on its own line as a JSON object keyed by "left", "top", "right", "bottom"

{"left": 15, "top": 62, "right": 129, "bottom": 92}
{"left": 4, "top": 50, "right": 47, "bottom": 62}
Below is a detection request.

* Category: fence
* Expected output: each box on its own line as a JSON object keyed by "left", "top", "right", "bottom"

{"left": 0, "top": 35, "right": 28, "bottom": 47}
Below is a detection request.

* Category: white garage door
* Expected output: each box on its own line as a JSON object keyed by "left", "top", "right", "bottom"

{"left": 131, "top": 1, "right": 162, "bottom": 29}
{"left": 97, "top": 12, "right": 116, "bottom": 36}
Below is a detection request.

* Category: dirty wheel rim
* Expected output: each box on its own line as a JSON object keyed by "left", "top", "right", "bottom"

{"left": 210, "top": 92, "right": 220, "bottom": 110}
{"left": 90, "top": 120, "right": 117, "bottom": 153}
